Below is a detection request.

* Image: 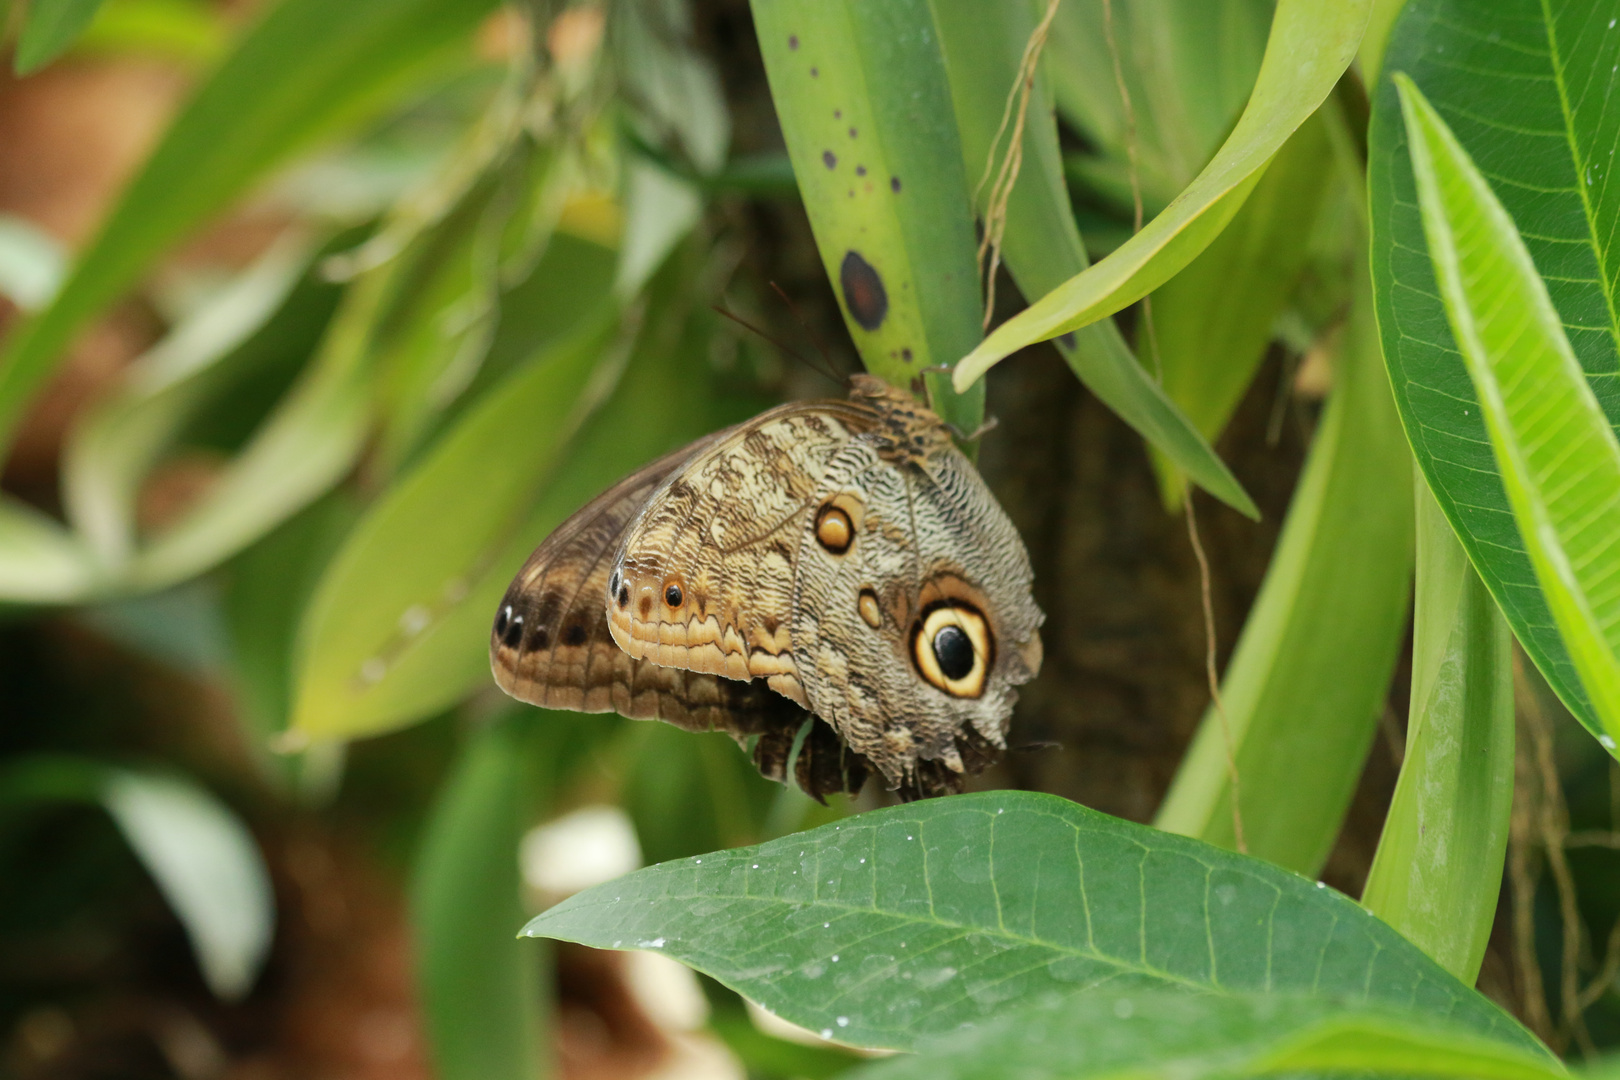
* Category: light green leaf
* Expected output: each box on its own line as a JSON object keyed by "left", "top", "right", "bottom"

{"left": 0, "top": 214, "right": 66, "bottom": 310}
{"left": 1154, "top": 258, "right": 1413, "bottom": 875}
{"left": 930, "top": 0, "right": 1255, "bottom": 519}
{"left": 15, "top": 0, "right": 107, "bottom": 73}
{"left": 62, "top": 234, "right": 316, "bottom": 574}
{"left": 0, "top": 757, "right": 274, "bottom": 1000}
{"left": 1144, "top": 112, "right": 1335, "bottom": 508}
{"left": 76, "top": 0, "right": 230, "bottom": 68}
{"left": 1396, "top": 73, "right": 1620, "bottom": 747}
{"left": 953, "top": 0, "right": 1371, "bottom": 391}
{"left": 524, "top": 790, "right": 1533, "bottom": 1053}
{"left": 290, "top": 312, "right": 617, "bottom": 741}
{"left": 1044, "top": 0, "right": 1271, "bottom": 217}
{"left": 1368, "top": 0, "right": 1620, "bottom": 739}
{"left": 101, "top": 770, "right": 274, "bottom": 999}
{"left": 0, "top": 498, "right": 96, "bottom": 602}
{"left": 848, "top": 991, "right": 1560, "bottom": 1080}
{"left": 413, "top": 714, "right": 547, "bottom": 1080}
{"left": 1361, "top": 469, "right": 1514, "bottom": 983}
{"left": 750, "top": 0, "right": 982, "bottom": 433}
{"left": 0, "top": 0, "right": 500, "bottom": 453}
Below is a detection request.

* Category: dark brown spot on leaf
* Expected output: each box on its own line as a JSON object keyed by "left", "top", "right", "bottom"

{"left": 840, "top": 250, "right": 888, "bottom": 331}
{"left": 822, "top": 150, "right": 837, "bottom": 169}
{"left": 890, "top": 176, "right": 901, "bottom": 192}
{"left": 810, "top": 66, "right": 818, "bottom": 76}
{"left": 788, "top": 34, "right": 798, "bottom": 49}
{"left": 856, "top": 165, "right": 866, "bottom": 176}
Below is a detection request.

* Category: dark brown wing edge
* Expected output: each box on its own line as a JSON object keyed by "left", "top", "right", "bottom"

{"left": 489, "top": 431, "right": 870, "bottom": 799}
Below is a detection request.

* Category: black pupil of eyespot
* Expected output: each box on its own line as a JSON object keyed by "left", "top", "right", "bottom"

{"left": 932, "top": 624, "right": 974, "bottom": 680}
{"left": 665, "top": 584, "right": 683, "bottom": 606}
{"left": 617, "top": 585, "right": 629, "bottom": 607}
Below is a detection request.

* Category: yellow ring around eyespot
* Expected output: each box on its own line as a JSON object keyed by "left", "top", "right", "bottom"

{"left": 912, "top": 604, "right": 991, "bottom": 698}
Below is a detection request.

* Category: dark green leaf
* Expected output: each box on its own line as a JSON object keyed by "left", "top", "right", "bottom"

{"left": 524, "top": 791, "right": 1532, "bottom": 1053}
{"left": 413, "top": 714, "right": 547, "bottom": 1080}
{"left": 15, "top": 0, "right": 107, "bottom": 73}
{"left": 850, "top": 991, "right": 1559, "bottom": 1080}
{"left": 1369, "top": 0, "right": 1620, "bottom": 739}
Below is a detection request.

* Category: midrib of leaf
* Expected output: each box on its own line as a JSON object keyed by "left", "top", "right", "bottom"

{"left": 1540, "top": 0, "right": 1620, "bottom": 351}
{"left": 560, "top": 829, "right": 1353, "bottom": 1003}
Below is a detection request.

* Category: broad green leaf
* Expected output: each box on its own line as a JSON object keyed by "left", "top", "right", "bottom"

{"left": 952, "top": 0, "right": 1371, "bottom": 391}
{"left": 930, "top": 0, "right": 1256, "bottom": 520}
{"left": 1362, "top": 470, "right": 1514, "bottom": 982}
{"left": 15, "top": 0, "right": 107, "bottom": 73}
{"left": 750, "top": 0, "right": 982, "bottom": 434}
{"left": 1396, "top": 74, "right": 1620, "bottom": 746}
{"left": 290, "top": 312, "right": 617, "bottom": 741}
{"left": 1045, "top": 0, "right": 1271, "bottom": 217}
{"left": 1368, "top": 0, "right": 1620, "bottom": 739}
{"left": 1154, "top": 261, "right": 1413, "bottom": 875}
{"left": 524, "top": 790, "right": 1531, "bottom": 1053}
{"left": 0, "top": 756, "right": 274, "bottom": 1000}
{"left": 849, "top": 992, "right": 1559, "bottom": 1080}
{"left": 224, "top": 492, "right": 359, "bottom": 769}
{"left": 290, "top": 246, "right": 747, "bottom": 741}
{"left": 1145, "top": 112, "right": 1335, "bottom": 508}
{"left": 0, "top": 0, "right": 499, "bottom": 453}
{"left": 413, "top": 713, "right": 546, "bottom": 1080}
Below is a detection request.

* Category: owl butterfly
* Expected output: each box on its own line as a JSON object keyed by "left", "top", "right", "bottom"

{"left": 490, "top": 374, "right": 1043, "bottom": 800}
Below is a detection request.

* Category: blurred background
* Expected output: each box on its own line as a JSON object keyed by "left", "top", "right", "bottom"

{"left": 2, "top": 0, "right": 1616, "bottom": 1076}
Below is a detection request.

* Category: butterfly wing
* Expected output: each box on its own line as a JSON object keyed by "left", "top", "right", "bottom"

{"left": 605, "top": 399, "right": 880, "bottom": 709}
{"left": 491, "top": 434, "right": 788, "bottom": 734}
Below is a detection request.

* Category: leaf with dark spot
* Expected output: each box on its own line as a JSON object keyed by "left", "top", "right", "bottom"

{"left": 840, "top": 250, "right": 888, "bottom": 331}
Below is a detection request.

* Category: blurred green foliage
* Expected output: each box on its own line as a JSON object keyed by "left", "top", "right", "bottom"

{"left": 10, "top": 0, "right": 1620, "bottom": 1076}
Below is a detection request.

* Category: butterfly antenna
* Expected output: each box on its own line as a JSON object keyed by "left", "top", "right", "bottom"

{"left": 711, "top": 301, "right": 843, "bottom": 388}
{"left": 769, "top": 281, "right": 848, "bottom": 387}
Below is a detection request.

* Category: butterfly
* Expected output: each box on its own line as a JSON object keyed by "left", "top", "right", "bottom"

{"left": 490, "top": 373, "right": 1043, "bottom": 800}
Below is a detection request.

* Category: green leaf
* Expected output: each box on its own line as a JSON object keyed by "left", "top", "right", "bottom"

{"left": 1153, "top": 259, "right": 1414, "bottom": 875}
{"left": 0, "top": 498, "right": 96, "bottom": 603}
{"left": 1361, "top": 471, "right": 1514, "bottom": 982}
{"left": 930, "top": 0, "right": 1256, "bottom": 520}
{"left": 523, "top": 790, "right": 1532, "bottom": 1053}
{"left": 290, "top": 311, "right": 617, "bottom": 741}
{"left": 290, "top": 248, "right": 743, "bottom": 742}
{"left": 1368, "top": 0, "right": 1620, "bottom": 740}
{"left": 847, "top": 991, "right": 1561, "bottom": 1080}
{"left": 0, "top": 0, "right": 499, "bottom": 453}
{"left": 1044, "top": 0, "right": 1272, "bottom": 217}
{"left": 61, "top": 235, "right": 317, "bottom": 577}
{"left": 76, "top": 0, "right": 230, "bottom": 68}
{"left": 750, "top": 0, "right": 982, "bottom": 433}
{"left": 0, "top": 756, "right": 274, "bottom": 1000}
{"left": 413, "top": 713, "right": 547, "bottom": 1080}
{"left": 15, "top": 0, "right": 107, "bottom": 73}
{"left": 1395, "top": 72, "right": 1620, "bottom": 747}
{"left": 0, "top": 214, "right": 66, "bottom": 310}
{"left": 953, "top": 0, "right": 1371, "bottom": 390}
{"left": 1144, "top": 112, "right": 1336, "bottom": 508}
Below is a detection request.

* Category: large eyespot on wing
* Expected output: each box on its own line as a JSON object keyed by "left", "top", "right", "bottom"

{"left": 910, "top": 601, "right": 993, "bottom": 698}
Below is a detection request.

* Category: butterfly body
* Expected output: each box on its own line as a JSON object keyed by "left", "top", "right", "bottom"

{"left": 493, "top": 375, "right": 1042, "bottom": 798}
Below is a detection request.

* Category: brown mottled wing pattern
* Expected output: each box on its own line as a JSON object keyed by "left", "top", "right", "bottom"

{"left": 492, "top": 435, "right": 793, "bottom": 737}
{"left": 605, "top": 400, "right": 880, "bottom": 709}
